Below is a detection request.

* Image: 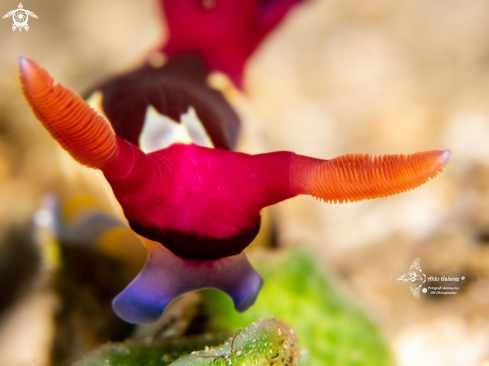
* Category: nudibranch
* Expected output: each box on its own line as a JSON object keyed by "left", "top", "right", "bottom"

{"left": 160, "top": 0, "right": 306, "bottom": 88}
{"left": 19, "top": 58, "right": 450, "bottom": 323}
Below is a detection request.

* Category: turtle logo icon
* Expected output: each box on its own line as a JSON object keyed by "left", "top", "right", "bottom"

{"left": 3, "top": 3, "right": 37, "bottom": 32}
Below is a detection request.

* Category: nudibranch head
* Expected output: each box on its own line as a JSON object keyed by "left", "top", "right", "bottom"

{"left": 19, "top": 57, "right": 451, "bottom": 262}
{"left": 160, "top": 0, "right": 306, "bottom": 88}
{"left": 20, "top": 57, "right": 450, "bottom": 322}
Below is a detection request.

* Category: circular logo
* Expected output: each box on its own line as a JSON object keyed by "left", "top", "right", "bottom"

{"left": 12, "top": 9, "right": 28, "bottom": 28}
{"left": 422, "top": 288, "right": 427, "bottom": 293}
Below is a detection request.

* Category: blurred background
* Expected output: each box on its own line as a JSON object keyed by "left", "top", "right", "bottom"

{"left": 1, "top": 0, "right": 489, "bottom": 365}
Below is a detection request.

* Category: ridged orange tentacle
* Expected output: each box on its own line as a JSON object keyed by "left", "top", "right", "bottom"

{"left": 19, "top": 57, "right": 117, "bottom": 169}
{"left": 290, "top": 150, "right": 450, "bottom": 203}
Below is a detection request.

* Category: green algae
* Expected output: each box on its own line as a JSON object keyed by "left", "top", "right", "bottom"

{"left": 73, "top": 319, "right": 298, "bottom": 366}
{"left": 171, "top": 319, "right": 298, "bottom": 366}
{"left": 73, "top": 334, "right": 226, "bottom": 366}
{"left": 202, "top": 248, "right": 394, "bottom": 366}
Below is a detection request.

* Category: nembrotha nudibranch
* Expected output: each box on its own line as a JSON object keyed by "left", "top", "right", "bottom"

{"left": 19, "top": 57, "right": 450, "bottom": 323}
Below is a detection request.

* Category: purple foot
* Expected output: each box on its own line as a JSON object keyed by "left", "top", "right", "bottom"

{"left": 112, "top": 242, "right": 263, "bottom": 324}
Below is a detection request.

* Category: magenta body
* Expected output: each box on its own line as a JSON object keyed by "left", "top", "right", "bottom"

{"left": 103, "top": 138, "right": 295, "bottom": 260}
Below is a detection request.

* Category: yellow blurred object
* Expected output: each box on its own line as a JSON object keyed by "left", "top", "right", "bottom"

{"left": 96, "top": 226, "right": 146, "bottom": 276}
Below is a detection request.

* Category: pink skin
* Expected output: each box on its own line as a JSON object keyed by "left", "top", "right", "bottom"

{"left": 102, "top": 137, "right": 295, "bottom": 261}
{"left": 100, "top": 138, "right": 296, "bottom": 323}
{"left": 160, "top": 0, "right": 306, "bottom": 88}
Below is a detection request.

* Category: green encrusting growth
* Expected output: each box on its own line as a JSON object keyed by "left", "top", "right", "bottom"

{"left": 172, "top": 319, "right": 298, "bottom": 365}
{"left": 202, "top": 249, "right": 394, "bottom": 366}
{"left": 72, "top": 334, "right": 226, "bottom": 366}
{"left": 73, "top": 319, "right": 298, "bottom": 366}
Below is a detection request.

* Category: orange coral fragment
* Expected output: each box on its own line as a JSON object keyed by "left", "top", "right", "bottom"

{"left": 291, "top": 150, "right": 450, "bottom": 203}
{"left": 19, "top": 57, "right": 117, "bottom": 169}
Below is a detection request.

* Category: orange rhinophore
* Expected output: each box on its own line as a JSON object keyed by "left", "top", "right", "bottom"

{"left": 290, "top": 150, "right": 451, "bottom": 203}
{"left": 19, "top": 57, "right": 118, "bottom": 169}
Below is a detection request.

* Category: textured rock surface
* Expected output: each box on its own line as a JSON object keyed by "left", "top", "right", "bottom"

{"left": 73, "top": 319, "right": 298, "bottom": 366}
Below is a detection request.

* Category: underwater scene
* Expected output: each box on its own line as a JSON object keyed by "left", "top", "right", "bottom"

{"left": 0, "top": 0, "right": 488, "bottom": 365}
